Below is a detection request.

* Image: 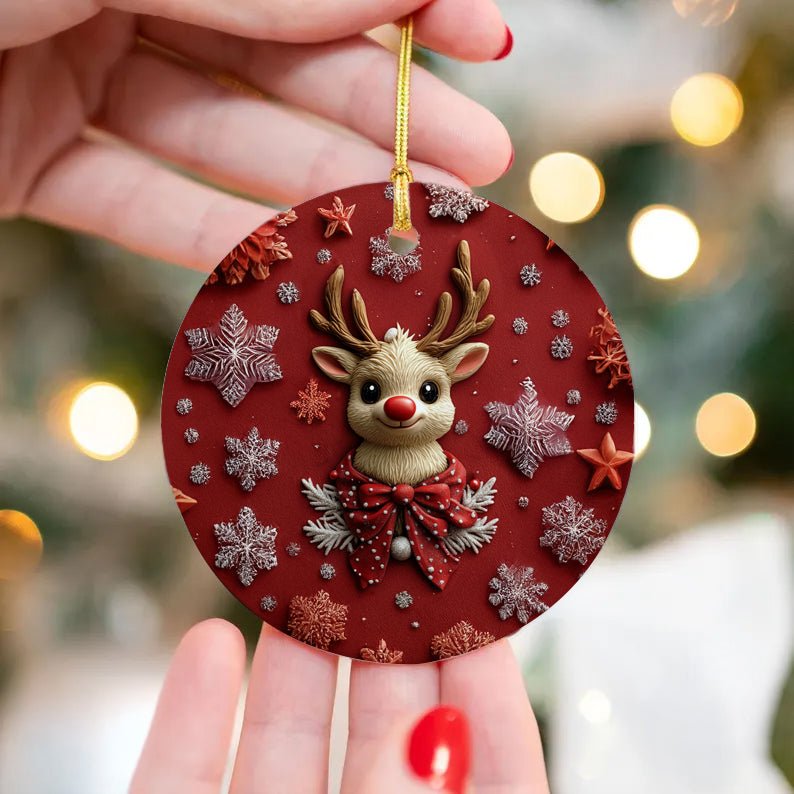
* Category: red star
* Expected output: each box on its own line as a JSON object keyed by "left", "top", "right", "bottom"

{"left": 318, "top": 196, "right": 356, "bottom": 238}
{"left": 546, "top": 237, "right": 556, "bottom": 251}
{"left": 576, "top": 433, "right": 634, "bottom": 491}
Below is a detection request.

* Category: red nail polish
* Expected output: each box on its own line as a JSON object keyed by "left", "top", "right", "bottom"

{"left": 407, "top": 706, "right": 471, "bottom": 793}
{"left": 494, "top": 26, "right": 513, "bottom": 60}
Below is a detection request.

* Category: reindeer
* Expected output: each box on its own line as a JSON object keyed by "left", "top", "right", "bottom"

{"left": 304, "top": 240, "right": 497, "bottom": 590}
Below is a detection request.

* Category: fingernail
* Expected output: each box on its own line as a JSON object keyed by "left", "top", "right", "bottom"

{"left": 494, "top": 26, "right": 513, "bottom": 60}
{"left": 407, "top": 705, "right": 471, "bottom": 793}
{"left": 501, "top": 145, "right": 515, "bottom": 178}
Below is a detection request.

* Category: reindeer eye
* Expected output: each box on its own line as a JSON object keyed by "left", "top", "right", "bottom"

{"left": 360, "top": 381, "right": 381, "bottom": 404}
{"left": 419, "top": 381, "right": 440, "bottom": 404}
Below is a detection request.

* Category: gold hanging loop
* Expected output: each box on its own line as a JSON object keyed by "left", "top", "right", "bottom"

{"left": 390, "top": 18, "right": 415, "bottom": 232}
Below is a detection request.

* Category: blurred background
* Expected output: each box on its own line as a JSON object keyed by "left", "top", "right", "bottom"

{"left": 1, "top": 0, "right": 793, "bottom": 791}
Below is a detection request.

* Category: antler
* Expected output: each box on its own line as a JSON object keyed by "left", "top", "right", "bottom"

{"left": 417, "top": 240, "right": 495, "bottom": 356}
{"left": 309, "top": 265, "right": 381, "bottom": 356}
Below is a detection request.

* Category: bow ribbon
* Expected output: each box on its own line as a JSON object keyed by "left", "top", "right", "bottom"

{"left": 332, "top": 450, "right": 478, "bottom": 590}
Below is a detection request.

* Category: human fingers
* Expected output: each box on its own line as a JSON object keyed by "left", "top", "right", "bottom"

{"left": 129, "top": 619, "right": 246, "bottom": 794}
{"left": 138, "top": 21, "right": 513, "bottom": 187}
{"left": 340, "top": 660, "right": 439, "bottom": 792}
{"left": 228, "top": 624, "right": 339, "bottom": 794}
{"left": 440, "top": 640, "right": 550, "bottom": 793}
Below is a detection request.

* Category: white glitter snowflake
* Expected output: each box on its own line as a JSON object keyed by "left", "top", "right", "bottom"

{"left": 260, "top": 595, "right": 277, "bottom": 612}
{"left": 566, "top": 389, "right": 582, "bottom": 406}
{"left": 540, "top": 495, "right": 608, "bottom": 565}
{"left": 454, "top": 419, "right": 469, "bottom": 435}
{"left": 484, "top": 377, "right": 574, "bottom": 478}
{"left": 316, "top": 248, "right": 332, "bottom": 264}
{"left": 286, "top": 542, "right": 301, "bottom": 557}
{"left": 276, "top": 281, "right": 300, "bottom": 304}
{"left": 184, "top": 428, "right": 199, "bottom": 444}
{"left": 551, "top": 334, "right": 574, "bottom": 360}
{"left": 176, "top": 397, "right": 192, "bottom": 415}
{"left": 520, "top": 264, "right": 542, "bottom": 287}
{"left": 513, "top": 317, "right": 529, "bottom": 335}
{"left": 319, "top": 562, "right": 336, "bottom": 580}
{"left": 224, "top": 427, "right": 280, "bottom": 492}
{"left": 551, "top": 309, "right": 570, "bottom": 328}
{"left": 426, "top": 183, "right": 489, "bottom": 223}
{"left": 370, "top": 232, "right": 422, "bottom": 283}
{"left": 395, "top": 591, "right": 413, "bottom": 609}
{"left": 488, "top": 563, "right": 549, "bottom": 624}
{"left": 184, "top": 304, "right": 282, "bottom": 408}
{"left": 517, "top": 496, "right": 529, "bottom": 509}
{"left": 595, "top": 401, "right": 619, "bottom": 425}
{"left": 384, "top": 183, "right": 394, "bottom": 200}
{"left": 214, "top": 506, "right": 278, "bottom": 586}
{"left": 189, "top": 462, "right": 210, "bottom": 485}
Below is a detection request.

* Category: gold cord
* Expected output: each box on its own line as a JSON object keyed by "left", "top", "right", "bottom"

{"left": 390, "top": 18, "right": 415, "bottom": 232}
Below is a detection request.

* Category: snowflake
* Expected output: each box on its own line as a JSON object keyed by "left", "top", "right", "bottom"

{"left": 588, "top": 307, "right": 632, "bottom": 389}
{"left": 384, "top": 183, "right": 394, "bottom": 200}
{"left": 260, "top": 595, "right": 277, "bottom": 612}
{"left": 395, "top": 590, "right": 413, "bottom": 609}
{"left": 551, "top": 309, "right": 570, "bottom": 328}
{"left": 513, "top": 317, "right": 529, "bottom": 335}
{"left": 360, "top": 639, "right": 403, "bottom": 664}
{"left": 176, "top": 397, "right": 192, "bottom": 415}
{"left": 184, "top": 428, "right": 199, "bottom": 444}
{"left": 426, "top": 183, "right": 489, "bottom": 223}
{"left": 286, "top": 542, "right": 301, "bottom": 557}
{"left": 316, "top": 248, "right": 332, "bottom": 264}
{"left": 184, "top": 304, "right": 282, "bottom": 407}
{"left": 224, "top": 427, "right": 279, "bottom": 492}
{"left": 214, "top": 506, "right": 278, "bottom": 586}
{"left": 276, "top": 281, "right": 300, "bottom": 304}
{"left": 566, "top": 389, "right": 582, "bottom": 406}
{"left": 431, "top": 621, "right": 496, "bottom": 660}
{"left": 595, "top": 401, "right": 619, "bottom": 425}
{"left": 517, "top": 496, "right": 529, "bottom": 509}
{"left": 370, "top": 232, "right": 422, "bottom": 283}
{"left": 520, "top": 263, "right": 541, "bottom": 287}
{"left": 454, "top": 419, "right": 469, "bottom": 435}
{"left": 540, "top": 495, "right": 608, "bottom": 565}
{"left": 189, "top": 462, "right": 210, "bottom": 485}
{"left": 319, "top": 562, "right": 336, "bottom": 580}
{"left": 287, "top": 590, "right": 348, "bottom": 650}
{"left": 484, "top": 377, "right": 574, "bottom": 478}
{"left": 551, "top": 334, "right": 573, "bottom": 360}
{"left": 290, "top": 379, "right": 332, "bottom": 424}
{"left": 488, "top": 563, "right": 549, "bottom": 624}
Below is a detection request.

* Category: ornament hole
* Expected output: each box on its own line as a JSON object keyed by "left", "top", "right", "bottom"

{"left": 388, "top": 226, "right": 420, "bottom": 255}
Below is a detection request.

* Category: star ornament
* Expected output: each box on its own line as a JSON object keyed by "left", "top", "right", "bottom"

{"left": 576, "top": 432, "right": 634, "bottom": 491}
{"left": 318, "top": 195, "right": 356, "bottom": 238}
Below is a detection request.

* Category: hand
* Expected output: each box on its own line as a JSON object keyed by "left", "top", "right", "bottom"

{"left": 131, "top": 620, "right": 550, "bottom": 793}
{"left": 0, "top": 0, "right": 512, "bottom": 270}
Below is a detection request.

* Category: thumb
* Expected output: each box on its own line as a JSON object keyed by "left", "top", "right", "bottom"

{"left": 358, "top": 705, "right": 472, "bottom": 794}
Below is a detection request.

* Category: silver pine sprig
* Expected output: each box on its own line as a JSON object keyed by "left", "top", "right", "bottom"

{"left": 301, "top": 479, "right": 356, "bottom": 554}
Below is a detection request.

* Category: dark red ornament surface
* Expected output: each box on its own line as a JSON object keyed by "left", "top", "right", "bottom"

{"left": 161, "top": 182, "right": 634, "bottom": 664}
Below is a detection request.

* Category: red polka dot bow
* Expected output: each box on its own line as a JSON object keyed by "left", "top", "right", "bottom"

{"left": 333, "top": 450, "right": 478, "bottom": 590}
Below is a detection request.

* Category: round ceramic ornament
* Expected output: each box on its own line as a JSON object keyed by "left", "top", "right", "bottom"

{"left": 161, "top": 178, "right": 635, "bottom": 664}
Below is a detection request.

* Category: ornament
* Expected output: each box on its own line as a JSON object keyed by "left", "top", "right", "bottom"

{"left": 318, "top": 195, "right": 356, "bottom": 238}
{"left": 577, "top": 432, "right": 634, "bottom": 491}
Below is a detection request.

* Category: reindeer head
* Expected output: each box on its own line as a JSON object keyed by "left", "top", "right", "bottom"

{"left": 309, "top": 240, "right": 494, "bottom": 449}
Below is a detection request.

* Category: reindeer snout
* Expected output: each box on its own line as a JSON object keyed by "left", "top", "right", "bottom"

{"left": 383, "top": 396, "right": 416, "bottom": 422}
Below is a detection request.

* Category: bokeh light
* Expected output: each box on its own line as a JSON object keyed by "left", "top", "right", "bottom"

{"left": 0, "top": 510, "right": 43, "bottom": 580}
{"left": 671, "top": 73, "right": 744, "bottom": 147}
{"left": 696, "top": 392, "right": 757, "bottom": 457}
{"left": 68, "top": 382, "right": 139, "bottom": 461}
{"left": 578, "top": 689, "right": 613, "bottom": 725}
{"left": 634, "top": 402, "right": 652, "bottom": 459}
{"left": 629, "top": 205, "right": 700, "bottom": 280}
{"left": 672, "top": 0, "right": 739, "bottom": 27}
{"left": 529, "top": 152, "right": 605, "bottom": 223}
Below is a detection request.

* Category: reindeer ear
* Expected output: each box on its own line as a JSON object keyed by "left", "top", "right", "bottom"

{"left": 312, "top": 346, "right": 360, "bottom": 383}
{"left": 440, "top": 343, "right": 489, "bottom": 383}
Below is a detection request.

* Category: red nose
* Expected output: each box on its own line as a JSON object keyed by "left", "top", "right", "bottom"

{"left": 383, "top": 396, "right": 416, "bottom": 422}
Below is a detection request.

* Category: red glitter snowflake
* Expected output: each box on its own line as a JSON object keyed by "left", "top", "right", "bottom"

{"left": 208, "top": 209, "right": 297, "bottom": 286}
{"left": 360, "top": 639, "right": 404, "bottom": 664}
{"left": 430, "top": 621, "right": 496, "bottom": 660}
{"left": 587, "top": 307, "right": 632, "bottom": 389}
{"left": 290, "top": 379, "right": 332, "bottom": 424}
{"left": 287, "top": 590, "right": 347, "bottom": 650}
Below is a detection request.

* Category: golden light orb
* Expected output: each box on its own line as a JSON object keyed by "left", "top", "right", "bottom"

{"left": 696, "top": 392, "right": 756, "bottom": 457}
{"left": 629, "top": 205, "right": 700, "bottom": 280}
{"left": 0, "top": 510, "right": 43, "bottom": 580}
{"left": 672, "top": 0, "right": 739, "bottom": 27}
{"left": 671, "top": 73, "right": 743, "bottom": 147}
{"left": 634, "top": 402, "right": 652, "bottom": 459}
{"left": 68, "top": 382, "right": 139, "bottom": 461}
{"left": 529, "top": 152, "right": 605, "bottom": 224}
